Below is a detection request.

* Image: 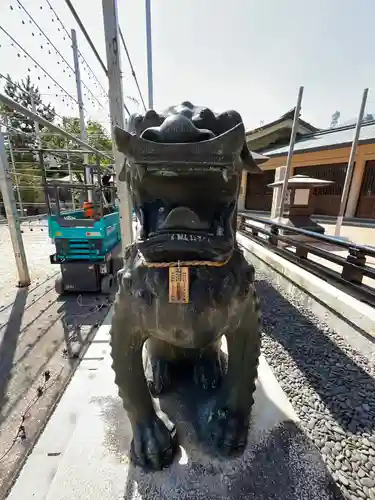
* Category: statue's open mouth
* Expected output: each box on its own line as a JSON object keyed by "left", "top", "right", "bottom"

{"left": 135, "top": 170, "right": 238, "bottom": 262}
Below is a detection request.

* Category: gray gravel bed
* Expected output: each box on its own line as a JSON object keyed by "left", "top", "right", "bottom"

{"left": 0, "top": 221, "right": 56, "bottom": 305}
{"left": 255, "top": 268, "right": 375, "bottom": 500}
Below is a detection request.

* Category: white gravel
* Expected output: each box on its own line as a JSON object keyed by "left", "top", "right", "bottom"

{"left": 254, "top": 262, "right": 375, "bottom": 500}
{"left": 0, "top": 220, "right": 56, "bottom": 305}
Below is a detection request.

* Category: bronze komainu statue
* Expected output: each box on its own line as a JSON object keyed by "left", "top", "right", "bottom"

{"left": 111, "top": 101, "right": 264, "bottom": 470}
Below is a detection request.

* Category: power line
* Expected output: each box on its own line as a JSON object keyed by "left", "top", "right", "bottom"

{"left": 63, "top": 0, "right": 108, "bottom": 76}
{"left": 1, "top": 73, "right": 61, "bottom": 120}
{"left": 44, "top": 0, "right": 108, "bottom": 98}
{"left": 4, "top": 129, "right": 111, "bottom": 139}
{"left": 0, "top": 73, "right": 69, "bottom": 124}
{"left": 0, "top": 26, "right": 79, "bottom": 108}
{"left": 61, "top": 0, "right": 134, "bottom": 117}
{"left": 1, "top": 125, "right": 111, "bottom": 154}
{"left": 15, "top": 0, "right": 106, "bottom": 112}
{"left": 119, "top": 27, "right": 147, "bottom": 112}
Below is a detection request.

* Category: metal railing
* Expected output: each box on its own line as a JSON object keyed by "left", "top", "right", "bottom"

{"left": 237, "top": 213, "right": 375, "bottom": 307}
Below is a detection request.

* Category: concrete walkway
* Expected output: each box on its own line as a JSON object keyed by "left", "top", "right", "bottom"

{"left": 6, "top": 309, "right": 343, "bottom": 500}
{"left": 321, "top": 223, "right": 375, "bottom": 248}
{"left": 0, "top": 274, "right": 113, "bottom": 499}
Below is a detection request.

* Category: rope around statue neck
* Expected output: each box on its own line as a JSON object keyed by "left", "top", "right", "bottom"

{"left": 142, "top": 256, "right": 232, "bottom": 268}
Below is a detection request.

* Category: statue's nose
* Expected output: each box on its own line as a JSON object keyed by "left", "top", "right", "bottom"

{"left": 160, "top": 207, "right": 209, "bottom": 230}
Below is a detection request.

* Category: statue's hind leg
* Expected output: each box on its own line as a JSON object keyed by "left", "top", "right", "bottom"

{"left": 146, "top": 338, "right": 223, "bottom": 394}
{"left": 193, "top": 342, "right": 223, "bottom": 390}
{"left": 146, "top": 338, "right": 174, "bottom": 396}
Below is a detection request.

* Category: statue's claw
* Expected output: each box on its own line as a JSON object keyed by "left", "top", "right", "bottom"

{"left": 206, "top": 406, "right": 249, "bottom": 456}
{"left": 193, "top": 355, "right": 222, "bottom": 390}
{"left": 130, "top": 414, "right": 177, "bottom": 470}
{"left": 147, "top": 358, "right": 172, "bottom": 396}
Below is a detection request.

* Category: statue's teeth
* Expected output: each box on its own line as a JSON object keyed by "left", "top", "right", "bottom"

{"left": 222, "top": 169, "right": 229, "bottom": 182}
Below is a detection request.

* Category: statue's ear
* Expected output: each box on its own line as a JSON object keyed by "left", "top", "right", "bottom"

{"left": 240, "top": 143, "right": 268, "bottom": 173}
{"left": 114, "top": 126, "right": 132, "bottom": 155}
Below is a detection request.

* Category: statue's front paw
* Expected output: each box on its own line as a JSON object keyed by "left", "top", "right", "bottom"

{"left": 193, "top": 355, "right": 222, "bottom": 390}
{"left": 130, "top": 413, "right": 177, "bottom": 470}
{"left": 206, "top": 406, "right": 249, "bottom": 456}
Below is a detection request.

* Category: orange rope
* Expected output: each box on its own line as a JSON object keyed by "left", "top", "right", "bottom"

{"left": 143, "top": 256, "right": 232, "bottom": 268}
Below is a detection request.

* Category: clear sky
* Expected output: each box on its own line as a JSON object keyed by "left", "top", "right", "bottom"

{"left": 1, "top": 0, "right": 375, "bottom": 132}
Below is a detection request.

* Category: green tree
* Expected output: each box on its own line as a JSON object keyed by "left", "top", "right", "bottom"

{"left": 0, "top": 75, "right": 113, "bottom": 213}
{"left": 1, "top": 74, "right": 55, "bottom": 154}
{"left": 44, "top": 117, "right": 113, "bottom": 178}
{"left": 0, "top": 75, "right": 56, "bottom": 211}
{"left": 42, "top": 117, "right": 113, "bottom": 205}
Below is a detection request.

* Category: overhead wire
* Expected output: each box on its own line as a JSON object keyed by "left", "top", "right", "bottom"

{"left": 63, "top": 0, "right": 108, "bottom": 76}
{"left": 2, "top": 0, "right": 143, "bottom": 134}
{"left": 0, "top": 73, "right": 69, "bottom": 124}
{"left": 3, "top": 128, "right": 112, "bottom": 139}
{"left": 1, "top": 122, "right": 108, "bottom": 173}
{"left": 1, "top": 103, "right": 112, "bottom": 141}
{"left": 15, "top": 0, "right": 106, "bottom": 111}
{"left": 2, "top": 120, "right": 112, "bottom": 156}
{"left": 119, "top": 27, "right": 147, "bottom": 112}
{"left": 43, "top": 0, "right": 108, "bottom": 98}
{"left": 0, "top": 26, "right": 79, "bottom": 107}
{"left": 61, "top": 0, "right": 136, "bottom": 116}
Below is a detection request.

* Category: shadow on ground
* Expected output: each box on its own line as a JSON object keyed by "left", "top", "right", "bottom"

{"left": 256, "top": 279, "right": 375, "bottom": 434}
{"left": 56, "top": 293, "right": 113, "bottom": 363}
{"left": 94, "top": 364, "right": 343, "bottom": 500}
{"left": 0, "top": 283, "right": 112, "bottom": 425}
{"left": 0, "top": 288, "right": 28, "bottom": 417}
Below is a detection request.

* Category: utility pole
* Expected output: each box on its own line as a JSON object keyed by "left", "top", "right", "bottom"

{"left": 0, "top": 131, "right": 30, "bottom": 287}
{"left": 66, "top": 139, "right": 76, "bottom": 210}
{"left": 334, "top": 88, "right": 368, "bottom": 237}
{"left": 277, "top": 86, "right": 304, "bottom": 219}
{"left": 102, "top": 0, "right": 133, "bottom": 247}
{"left": 30, "top": 91, "right": 45, "bottom": 213}
{"left": 145, "top": 0, "right": 154, "bottom": 109}
{"left": 30, "top": 91, "right": 41, "bottom": 149}
{"left": 4, "top": 116, "right": 23, "bottom": 214}
{"left": 71, "top": 28, "right": 92, "bottom": 201}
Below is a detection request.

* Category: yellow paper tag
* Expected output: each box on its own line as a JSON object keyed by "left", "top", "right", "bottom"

{"left": 169, "top": 266, "right": 189, "bottom": 303}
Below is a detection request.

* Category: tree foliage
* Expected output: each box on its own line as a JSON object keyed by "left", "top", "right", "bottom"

{"left": 44, "top": 117, "right": 112, "bottom": 170}
{"left": 1, "top": 74, "right": 55, "bottom": 154}
{"left": 0, "top": 75, "right": 56, "bottom": 208}
{"left": 1, "top": 75, "right": 113, "bottom": 213}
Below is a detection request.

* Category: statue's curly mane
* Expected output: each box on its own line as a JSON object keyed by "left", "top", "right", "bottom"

{"left": 125, "top": 101, "right": 260, "bottom": 171}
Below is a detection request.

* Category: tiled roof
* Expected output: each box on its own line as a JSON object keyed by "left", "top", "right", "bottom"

{"left": 265, "top": 120, "right": 375, "bottom": 157}
{"left": 246, "top": 108, "right": 319, "bottom": 137}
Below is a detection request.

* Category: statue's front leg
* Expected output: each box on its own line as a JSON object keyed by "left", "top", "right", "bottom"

{"left": 206, "top": 286, "right": 262, "bottom": 455}
{"left": 111, "top": 285, "right": 177, "bottom": 470}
